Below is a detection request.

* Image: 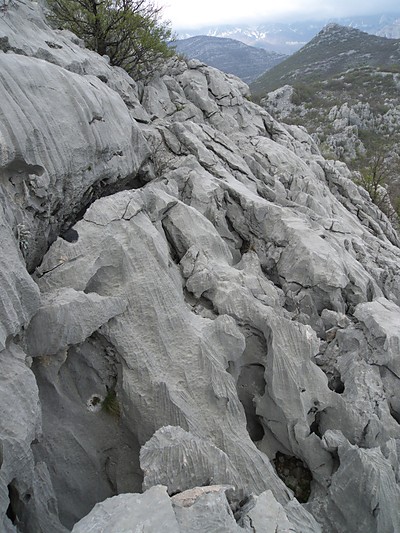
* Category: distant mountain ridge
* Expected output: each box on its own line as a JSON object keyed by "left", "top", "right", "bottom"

{"left": 177, "top": 14, "right": 400, "bottom": 55}
{"left": 250, "top": 23, "right": 400, "bottom": 95}
{"left": 378, "top": 17, "right": 400, "bottom": 38}
{"left": 173, "top": 36, "right": 286, "bottom": 83}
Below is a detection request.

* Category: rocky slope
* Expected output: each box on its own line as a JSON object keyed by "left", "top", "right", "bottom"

{"left": 262, "top": 79, "right": 400, "bottom": 171}
{"left": 172, "top": 36, "right": 286, "bottom": 83}
{"left": 250, "top": 23, "right": 400, "bottom": 95}
{"left": 258, "top": 25, "right": 400, "bottom": 215}
{"left": 1, "top": 2, "right": 400, "bottom": 532}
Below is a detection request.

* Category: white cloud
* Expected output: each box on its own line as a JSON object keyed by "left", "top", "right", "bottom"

{"left": 161, "top": 0, "right": 400, "bottom": 29}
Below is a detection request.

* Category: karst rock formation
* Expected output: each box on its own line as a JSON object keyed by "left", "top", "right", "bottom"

{"left": 1, "top": 2, "right": 400, "bottom": 532}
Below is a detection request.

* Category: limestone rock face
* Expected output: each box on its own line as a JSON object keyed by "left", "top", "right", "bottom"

{"left": 140, "top": 426, "right": 243, "bottom": 497}
{"left": 26, "top": 288, "right": 127, "bottom": 357}
{"left": 0, "top": 212, "right": 40, "bottom": 351}
{"left": 1, "top": 1, "right": 400, "bottom": 532}
{"left": 0, "top": 5, "right": 150, "bottom": 270}
{"left": 172, "top": 485, "right": 241, "bottom": 533}
{"left": 239, "top": 490, "right": 299, "bottom": 532}
{"left": 0, "top": 344, "right": 67, "bottom": 533}
{"left": 315, "top": 431, "right": 400, "bottom": 533}
{"left": 261, "top": 85, "right": 296, "bottom": 120}
{"left": 71, "top": 486, "right": 180, "bottom": 533}
{"left": 71, "top": 484, "right": 319, "bottom": 533}
{"left": 262, "top": 82, "right": 400, "bottom": 176}
{"left": 32, "top": 189, "right": 290, "bottom": 526}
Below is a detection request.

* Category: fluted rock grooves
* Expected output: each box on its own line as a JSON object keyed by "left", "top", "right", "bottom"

{"left": 0, "top": 2, "right": 399, "bottom": 532}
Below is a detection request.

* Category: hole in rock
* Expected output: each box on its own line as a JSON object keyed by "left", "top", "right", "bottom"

{"left": 31, "top": 166, "right": 150, "bottom": 273}
{"left": 249, "top": 415, "right": 265, "bottom": 442}
{"left": 183, "top": 289, "right": 218, "bottom": 318}
{"left": 330, "top": 448, "right": 340, "bottom": 475}
{"left": 67, "top": 170, "right": 146, "bottom": 227}
{"left": 309, "top": 411, "right": 323, "bottom": 438}
{"left": 273, "top": 452, "right": 312, "bottom": 503}
{"left": 45, "top": 40, "right": 63, "bottom": 49}
{"left": 161, "top": 221, "right": 183, "bottom": 264}
{"left": 366, "top": 280, "right": 374, "bottom": 302}
{"left": 6, "top": 482, "right": 21, "bottom": 525}
{"left": 60, "top": 227, "right": 79, "bottom": 243}
{"left": 261, "top": 264, "right": 282, "bottom": 289}
{"left": 86, "top": 394, "right": 104, "bottom": 412}
{"left": 5, "top": 159, "right": 45, "bottom": 178}
{"left": 327, "top": 370, "right": 345, "bottom": 394}
{"left": 233, "top": 495, "right": 254, "bottom": 521}
{"left": 237, "top": 363, "right": 266, "bottom": 442}
{"left": 131, "top": 167, "right": 152, "bottom": 189}
{"left": 240, "top": 238, "right": 255, "bottom": 255}
{"left": 0, "top": 36, "right": 11, "bottom": 53}
{"left": 389, "top": 405, "right": 400, "bottom": 425}
{"left": 32, "top": 333, "right": 143, "bottom": 529}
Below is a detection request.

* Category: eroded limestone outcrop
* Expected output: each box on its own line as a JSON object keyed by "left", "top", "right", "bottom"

{"left": 1, "top": 1, "right": 400, "bottom": 532}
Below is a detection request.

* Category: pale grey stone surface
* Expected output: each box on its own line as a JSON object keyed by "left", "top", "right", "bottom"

{"left": 0, "top": 210, "right": 40, "bottom": 351}
{"left": 32, "top": 329, "right": 144, "bottom": 529}
{"left": 354, "top": 297, "right": 400, "bottom": 375}
{"left": 239, "top": 490, "right": 297, "bottom": 532}
{"left": 0, "top": 344, "right": 66, "bottom": 533}
{"left": 72, "top": 484, "right": 317, "bottom": 533}
{"left": 26, "top": 288, "right": 127, "bottom": 357}
{"left": 172, "top": 486, "right": 242, "bottom": 533}
{"left": 311, "top": 430, "right": 400, "bottom": 533}
{"left": 0, "top": 5, "right": 150, "bottom": 269}
{"left": 261, "top": 85, "right": 296, "bottom": 119}
{"left": 33, "top": 190, "right": 291, "bottom": 526}
{"left": 140, "top": 426, "right": 243, "bottom": 497}
{"left": 71, "top": 486, "right": 180, "bottom": 533}
{"left": 0, "top": 1, "right": 400, "bottom": 532}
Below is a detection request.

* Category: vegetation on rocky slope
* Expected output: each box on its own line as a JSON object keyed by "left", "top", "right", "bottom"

{"left": 47, "top": 0, "right": 174, "bottom": 78}
{"left": 250, "top": 23, "right": 400, "bottom": 96}
{"left": 257, "top": 25, "right": 400, "bottom": 224}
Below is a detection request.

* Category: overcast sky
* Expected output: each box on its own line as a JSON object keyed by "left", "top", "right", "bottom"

{"left": 162, "top": 0, "right": 400, "bottom": 29}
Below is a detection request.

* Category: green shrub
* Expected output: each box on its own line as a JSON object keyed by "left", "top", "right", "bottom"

{"left": 47, "top": 0, "right": 174, "bottom": 79}
{"left": 102, "top": 388, "right": 120, "bottom": 417}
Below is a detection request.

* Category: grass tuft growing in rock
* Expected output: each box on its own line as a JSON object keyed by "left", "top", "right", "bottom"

{"left": 102, "top": 389, "right": 120, "bottom": 418}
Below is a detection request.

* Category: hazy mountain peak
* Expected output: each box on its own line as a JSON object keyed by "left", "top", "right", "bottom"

{"left": 173, "top": 35, "right": 286, "bottom": 83}
{"left": 251, "top": 21, "right": 400, "bottom": 95}
{"left": 178, "top": 14, "right": 400, "bottom": 55}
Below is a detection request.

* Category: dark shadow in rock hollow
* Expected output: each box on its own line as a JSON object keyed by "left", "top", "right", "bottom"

{"left": 273, "top": 452, "right": 313, "bottom": 503}
{"left": 237, "top": 363, "right": 266, "bottom": 442}
{"left": 31, "top": 332, "right": 143, "bottom": 529}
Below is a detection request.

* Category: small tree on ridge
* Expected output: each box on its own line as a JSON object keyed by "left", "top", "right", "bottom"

{"left": 47, "top": 0, "right": 174, "bottom": 78}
